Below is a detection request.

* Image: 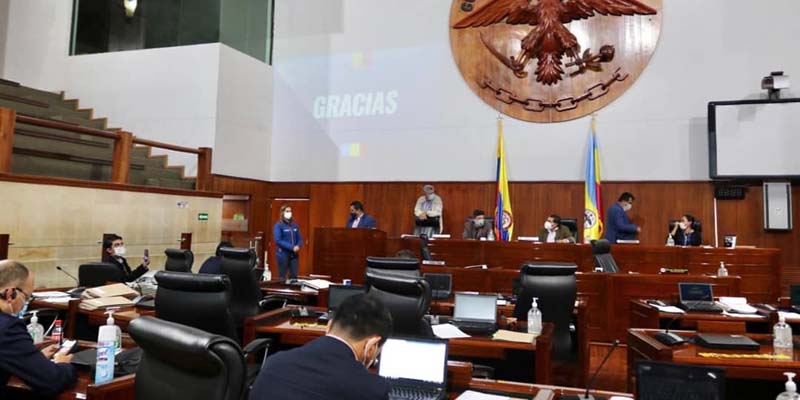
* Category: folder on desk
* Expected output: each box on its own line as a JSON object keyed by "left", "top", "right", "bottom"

{"left": 81, "top": 283, "right": 138, "bottom": 299}
{"left": 79, "top": 296, "right": 135, "bottom": 311}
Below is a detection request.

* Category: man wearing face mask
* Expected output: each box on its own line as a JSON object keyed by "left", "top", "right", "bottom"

{"left": 462, "top": 209, "right": 493, "bottom": 240}
{"left": 603, "top": 192, "right": 641, "bottom": 243}
{"left": 537, "top": 214, "right": 576, "bottom": 243}
{"left": 249, "top": 294, "right": 392, "bottom": 400}
{"left": 274, "top": 205, "right": 303, "bottom": 280}
{"left": 414, "top": 184, "right": 443, "bottom": 236}
{"left": 102, "top": 234, "right": 149, "bottom": 282}
{"left": 0, "top": 260, "right": 76, "bottom": 397}
{"left": 346, "top": 201, "right": 377, "bottom": 229}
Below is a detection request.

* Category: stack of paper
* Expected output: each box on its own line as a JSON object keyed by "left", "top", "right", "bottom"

{"left": 456, "top": 390, "right": 532, "bottom": 400}
{"left": 492, "top": 329, "right": 536, "bottom": 344}
{"left": 432, "top": 323, "right": 470, "bottom": 339}
{"left": 32, "top": 291, "right": 70, "bottom": 298}
{"left": 300, "top": 279, "right": 331, "bottom": 290}
{"left": 79, "top": 296, "right": 135, "bottom": 311}
{"left": 81, "top": 283, "right": 138, "bottom": 300}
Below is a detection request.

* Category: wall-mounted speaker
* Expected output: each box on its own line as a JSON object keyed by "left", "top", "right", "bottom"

{"left": 763, "top": 182, "right": 792, "bottom": 231}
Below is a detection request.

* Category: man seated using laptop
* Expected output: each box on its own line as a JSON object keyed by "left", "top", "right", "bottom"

{"left": 249, "top": 294, "right": 392, "bottom": 400}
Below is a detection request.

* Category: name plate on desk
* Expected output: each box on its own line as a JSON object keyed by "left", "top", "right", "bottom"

{"left": 422, "top": 260, "right": 446, "bottom": 266}
{"left": 432, "top": 234, "right": 451, "bottom": 239}
{"left": 517, "top": 236, "right": 539, "bottom": 242}
{"left": 616, "top": 240, "right": 640, "bottom": 244}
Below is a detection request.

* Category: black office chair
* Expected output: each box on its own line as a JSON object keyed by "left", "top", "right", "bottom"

{"left": 364, "top": 270, "right": 432, "bottom": 338}
{"left": 78, "top": 262, "right": 125, "bottom": 287}
{"left": 365, "top": 256, "right": 421, "bottom": 278}
{"left": 560, "top": 218, "right": 578, "bottom": 238}
{"left": 219, "top": 247, "right": 263, "bottom": 328}
{"left": 129, "top": 316, "right": 249, "bottom": 400}
{"left": 419, "top": 234, "right": 433, "bottom": 261}
{"left": 164, "top": 248, "right": 194, "bottom": 273}
{"left": 513, "top": 262, "right": 578, "bottom": 362}
{"left": 590, "top": 239, "right": 619, "bottom": 273}
{"left": 154, "top": 271, "right": 238, "bottom": 340}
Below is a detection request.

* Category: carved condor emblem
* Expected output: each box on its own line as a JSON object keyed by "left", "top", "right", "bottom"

{"left": 450, "top": 0, "right": 662, "bottom": 123}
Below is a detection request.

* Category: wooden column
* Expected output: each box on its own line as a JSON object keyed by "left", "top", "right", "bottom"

{"left": 180, "top": 233, "right": 192, "bottom": 250}
{"left": 111, "top": 131, "right": 132, "bottom": 184}
{"left": 0, "top": 234, "right": 10, "bottom": 261}
{"left": 0, "top": 108, "right": 16, "bottom": 173}
{"left": 196, "top": 147, "right": 213, "bottom": 191}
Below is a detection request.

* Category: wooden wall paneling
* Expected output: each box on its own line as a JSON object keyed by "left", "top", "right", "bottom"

{"left": 510, "top": 182, "right": 584, "bottom": 240}
{"left": 0, "top": 234, "right": 9, "bottom": 260}
{"left": 362, "top": 183, "right": 422, "bottom": 237}
{"left": 308, "top": 183, "right": 364, "bottom": 267}
{"left": 0, "top": 108, "right": 15, "bottom": 173}
{"left": 210, "top": 175, "right": 272, "bottom": 249}
{"left": 180, "top": 233, "right": 192, "bottom": 251}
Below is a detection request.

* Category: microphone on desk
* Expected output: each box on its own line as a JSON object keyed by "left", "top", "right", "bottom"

{"left": 562, "top": 340, "right": 620, "bottom": 400}
{"left": 56, "top": 266, "right": 79, "bottom": 285}
{"left": 56, "top": 266, "right": 85, "bottom": 298}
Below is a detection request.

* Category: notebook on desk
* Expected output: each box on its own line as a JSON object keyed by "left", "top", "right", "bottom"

{"left": 449, "top": 293, "right": 498, "bottom": 335}
{"left": 678, "top": 283, "right": 722, "bottom": 313}
{"left": 636, "top": 361, "right": 724, "bottom": 400}
{"left": 378, "top": 337, "right": 448, "bottom": 400}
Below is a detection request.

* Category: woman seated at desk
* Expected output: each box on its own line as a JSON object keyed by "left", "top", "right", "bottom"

{"left": 669, "top": 214, "right": 702, "bottom": 246}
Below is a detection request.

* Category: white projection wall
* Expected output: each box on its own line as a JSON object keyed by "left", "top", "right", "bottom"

{"left": 712, "top": 101, "right": 800, "bottom": 178}
{"left": 270, "top": 0, "right": 800, "bottom": 182}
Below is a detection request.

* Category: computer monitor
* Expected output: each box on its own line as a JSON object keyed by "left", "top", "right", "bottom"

{"left": 636, "top": 361, "right": 724, "bottom": 400}
{"left": 328, "top": 284, "right": 365, "bottom": 313}
{"left": 790, "top": 285, "right": 800, "bottom": 307}
{"left": 378, "top": 337, "right": 448, "bottom": 386}
{"left": 679, "top": 283, "right": 714, "bottom": 302}
{"left": 453, "top": 293, "right": 496, "bottom": 323}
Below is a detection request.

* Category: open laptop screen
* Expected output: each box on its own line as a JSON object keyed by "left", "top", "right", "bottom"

{"left": 637, "top": 361, "right": 724, "bottom": 400}
{"left": 679, "top": 283, "right": 713, "bottom": 302}
{"left": 378, "top": 338, "right": 447, "bottom": 385}
{"left": 328, "top": 285, "right": 365, "bottom": 312}
{"left": 453, "top": 293, "right": 496, "bottom": 322}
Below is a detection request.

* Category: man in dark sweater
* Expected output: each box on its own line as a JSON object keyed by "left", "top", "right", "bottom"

{"left": 103, "top": 234, "right": 149, "bottom": 282}
{"left": 249, "top": 294, "right": 393, "bottom": 400}
{"left": 0, "top": 260, "right": 76, "bottom": 397}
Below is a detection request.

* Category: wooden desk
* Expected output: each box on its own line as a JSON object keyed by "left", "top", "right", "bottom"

{"left": 627, "top": 328, "right": 800, "bottom": 391}
{"left": 244, "top": 307, "right": 554, "bottom": 384}
{"left": 629, "top": 299, "right": 773, "bottom": 333}
{"left": 260, "top": 280, "right": 329, "bottom": 307}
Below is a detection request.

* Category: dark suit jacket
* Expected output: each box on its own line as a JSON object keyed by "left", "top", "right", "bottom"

{"left": 198, "top": 256, "right": 222, "bottom": 274}
{"left": 537, "top": 226, "right": 575, "bottom": 243}
{"left": 108, "top": 256, "right": 148, "bottom": 282}
{"left": 249, "top": 335, "right": 389, "bottom": 400}
{"left": 346, "top": 213, "right": 377, "bottom": 229}
{"left": 603, "top": 203, "right": 638, "bottom": 243}
{"left": 671, "top": 229, "right": 702, "bottom": 246}
{"left": 0, "top": 313, "right": 76, "bottom": 397}
{"left": 462, "top": 221, "right": 493, "bottom": 239}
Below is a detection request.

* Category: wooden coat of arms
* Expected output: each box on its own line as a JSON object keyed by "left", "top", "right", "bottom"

{"left": 450, "top": 0, "right": 662, "bottom": 123}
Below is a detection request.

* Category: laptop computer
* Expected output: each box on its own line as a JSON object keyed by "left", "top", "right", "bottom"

{"left": 423, "top": 273, "right": 452, "bottom": 300}
{"left": 678, "top": 283, "right": 722, "bottom": 313}
{"left": 378, "top": 337, "right": 448, "bottom": 400}
{"left": 695, "top": 333, "right": 760, "bottom": 351}
{"left": 449, "top": 293, "right": 498, "bottom": 335}
{"left": 636, "top": 361, "right": 725, "bottom": 400}
{"left": 790, "top": 285, "right": 800, "bottom": 313}
{"left": 317, "top": 284, "right": 365, "bottom": 323}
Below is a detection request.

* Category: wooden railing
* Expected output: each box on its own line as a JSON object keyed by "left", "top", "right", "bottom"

{"left": 0, "top": 107, "right": 213, "bottom": 191}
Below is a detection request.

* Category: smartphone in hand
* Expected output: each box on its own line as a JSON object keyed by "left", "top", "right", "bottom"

{"left": 143, "top": 248, "right": 150, "bottom": 265}
{"left": 58, "top": 340, "right": 77, "bottom": 355}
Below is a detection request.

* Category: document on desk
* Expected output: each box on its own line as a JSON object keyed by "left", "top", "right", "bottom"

{"left": 432, "top": 323, "right": 470, "bottom": 339}
{"left": 456, "top": 390, "right": 528, "bottom": 400}
{"left": 652, "top": 305, "right": 685, "bottom": 314}
{"left": 492, "top": 329, "right": 535, "bottom": 344}
{"left": 779, "top": 311, "right": 800, "bottom": 320}
{"left": 33, "top": 291, "right": 70, "bottom": 298}
{"left": 42, "top": 297, "right": 72, "bottom": 304}
{"left": 722, "top": 311, "right": 764, "bottom": 319}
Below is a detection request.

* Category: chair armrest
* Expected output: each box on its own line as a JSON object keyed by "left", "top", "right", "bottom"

{"left": 242, "top": 338, "right": 272, "bottom": 358}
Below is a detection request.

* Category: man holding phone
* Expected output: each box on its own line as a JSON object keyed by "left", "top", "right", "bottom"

{"left": 102, "top": 234, "right": 149, "bottom": 282}
{"left": 0, "top": 260, "right": 77, "bottom": 396}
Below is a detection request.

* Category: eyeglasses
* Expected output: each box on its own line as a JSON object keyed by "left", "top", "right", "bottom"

{"left": 14, "top": 287, "right": 31, "bottom": 302}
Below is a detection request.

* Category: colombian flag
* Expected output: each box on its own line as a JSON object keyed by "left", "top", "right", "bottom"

{"left": 583, "top": 117, "right": 603, "bottom": 243}
{"left": 495, "top": 117, "right": 513, "bottom": 241}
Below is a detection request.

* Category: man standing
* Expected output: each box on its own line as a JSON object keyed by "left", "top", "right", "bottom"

{"left": 414, "top": 185, "right": 443, "bottom": 236}
{"left": 103, "top": 234, "right": 149, "bottom": 282}
{"left": 462, "top": 209, "right": 493, "bottom": 240}
{"left": 249, "top": 294, "right": 392, "bottom": 400}
{"left": 604, "top": 192, "right": 641, "bottom": 243}
{"left": 0, "top": 260, "right": 76, "bottom": 397}
{"left": 346, "top": 201, "right": 377, "bottom": 229}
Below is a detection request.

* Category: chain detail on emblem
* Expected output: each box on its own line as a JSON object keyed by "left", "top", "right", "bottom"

{"left": 477, "top": 68, "right": 629, "bottom": 113}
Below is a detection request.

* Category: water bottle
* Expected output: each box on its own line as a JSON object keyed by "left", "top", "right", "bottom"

{"left": 51, "top": 320, "right": 63, "bottom": 346}
{"left": 262, "top": 267, "right": 272, "bottom": 282}
{"left": 27, "top": 311, "right": 44, "bottom": 344}
{"left": 717, "top": 261, "right": 728, "bottom": 277}
{"left": 527, "top": 297, "right": 542, "bottom": 336}
{"left": 777, "top": 372, "right": 800, "bottom": 400}
{"left": 774, "top": 314, "right": 793, "bottom": 350}
{"left": 666, "top": 235, "right": 675, "bottom": 246}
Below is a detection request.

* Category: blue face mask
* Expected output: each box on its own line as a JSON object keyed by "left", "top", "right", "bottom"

{"left": 14, "top": 298, "right": 30, "bottom": 319}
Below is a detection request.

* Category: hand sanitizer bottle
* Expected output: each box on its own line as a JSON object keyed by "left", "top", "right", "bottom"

{"left": 527, "top": 297, "right": 542, "bottom": 335}
{"left": 717, "top": 261, "right": 728, "bottom": 277}
{"left": 104, "top": 310, "right": 122, "bottom": 353}
{"left": 95, "top": 315, "right": 118, "bottom": 384}
{"left": 666, "top": 235, "right": 675, "bottom": 246}
{"left": 27, "top": 311, "right": 44, "bottom": 344}
{"left": 774, "top": 313, "right": 793, "bottom": 350}
{"left": 262, "top": 266, "right": 272, "bottom": 282}
{"left": 776, "top": 372, "right": 800, "bottom": 399}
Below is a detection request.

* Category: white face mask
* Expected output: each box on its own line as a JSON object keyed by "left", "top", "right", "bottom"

{"left": 544, "top": 221, "right": 554, "bottom": 231}
{"left": 114, "top": 246, "right": 126, "bottom": 257}
{"left": 622, "top": 203, "right": 632, "bottom": 212}
{"left": 283, "top": 211, "right": 292, "bottom": 220}
{"left": 679, "top": 222, "right": 688, "bottom": 230}
{"left": 426, "top": 194, "right": 435, "bottom": 201}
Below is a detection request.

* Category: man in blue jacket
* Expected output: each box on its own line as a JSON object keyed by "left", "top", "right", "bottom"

{"left": 274, "top": 204, "right": 303, "bottom": 280}
{"left": 249, "top": 294, "right": 392, "bottom": 400}
{"left": 604, "top": 192, "right": 641, "bottom": 243}
{"left": 0, "top": 260, "right": 76, "bottom": 397}
{"left": 346, "top": 201, "right": 377, "bottom": 229}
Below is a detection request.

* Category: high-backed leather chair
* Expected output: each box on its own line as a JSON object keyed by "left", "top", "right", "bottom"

{"left": 513, "top": 262, "right": 577, "bottom": 361}
{"left": 164, "top": 248, "right": 194, "bottom": 273}
{"left": 419, "top": 234, "right": 432, "bottom": 261}
{"left": 668, "top": 219, "right": 702, "bottom": 232}
{"left": 218, "top": 247, "right": 262, "bottom": 328}
{"left": 365, "top": 256, "right": 421, "bottom": 278}
{"left": 560, "top": 218, "right": 578, "bottom": 238}
{"left": 78, "top": 262, "right": 125, "bottom": 287}
{"left": 128, "top": 316, "right": 247, "bottom": 400}
{"left": 154, "top": 271, "right": 238, "bottom": 340}
{"left": 364, "top": 270, "right": 432, "bottom": 337}
{"left": 591, "top": 239, "right": 619, "bottom": 273}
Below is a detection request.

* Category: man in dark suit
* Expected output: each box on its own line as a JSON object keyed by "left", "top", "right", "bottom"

{"left": 603, "top": 192, "right": 641, "bottom": 243}
{"left": 103, "top": 234, "right": 149, "bottom": 282}
{"left": 0, "top": 260, "right": 76, "bottom": 397}
{"left": 537, "top": 214, "right": 575, "bottom": 243}
{"left": 250, "top": 294, "right": 392, "bottom": 400}
{"left": 462, "top": 209, "right": 493, "bottom": 240}
{"left": 346, "top": 201, "right": 377, "bottom": 229}
{"left": 198, "top": 241, "right": 234, "bottom": 274}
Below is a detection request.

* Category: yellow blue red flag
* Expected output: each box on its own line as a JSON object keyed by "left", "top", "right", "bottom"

{"left": 583, "top": 116, "right": 603, "bottom": 243}
{"left": 495, "top": 117, "right": 513, "bottom": 241}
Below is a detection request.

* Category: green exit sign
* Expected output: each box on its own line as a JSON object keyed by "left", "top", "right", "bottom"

{"left": 197, "top": 213, "right": 209, "bottom": 221}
